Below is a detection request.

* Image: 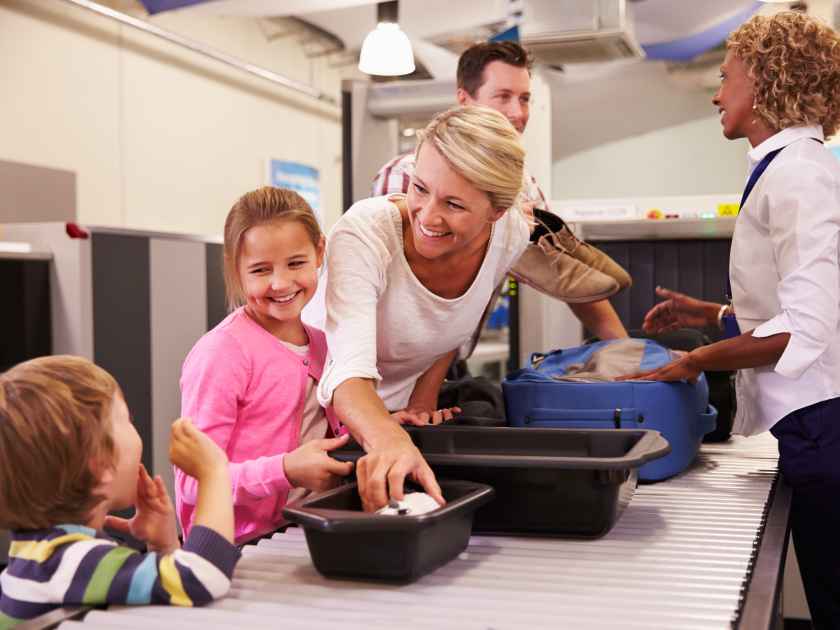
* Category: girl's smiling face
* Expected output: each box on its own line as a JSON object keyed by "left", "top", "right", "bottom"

{"left": 238, "top": 219, "right": 324, "bottom": 342}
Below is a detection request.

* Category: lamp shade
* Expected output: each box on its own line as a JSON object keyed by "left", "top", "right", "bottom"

{"left": 358, "top": 22, "right": 415, "bottom": 76}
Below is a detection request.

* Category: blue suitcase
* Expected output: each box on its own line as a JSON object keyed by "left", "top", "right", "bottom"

{"left": 502, "top": 339, "right": 717, "bottom": 481}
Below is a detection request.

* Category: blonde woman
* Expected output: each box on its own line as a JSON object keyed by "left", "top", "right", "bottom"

{"left": 629, "top": 12, "right": 840, "bottom": 625}
{"left": 317, "top": 106, "right": 530, "bottom": 511}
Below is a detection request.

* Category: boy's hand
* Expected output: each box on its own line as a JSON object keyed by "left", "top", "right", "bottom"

{"left": 284, "top": 433, "right": 355, "bottom": 492}
{"left": 104, "top": 464, "right": 179, "bottom": 554}
{"left": 170, "top": 417, "right": 228, "bottom": 483}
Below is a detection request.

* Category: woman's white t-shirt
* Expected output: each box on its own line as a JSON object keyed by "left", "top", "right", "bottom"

{"left": 317, "top": 195, "right": 529, "bottom": 411}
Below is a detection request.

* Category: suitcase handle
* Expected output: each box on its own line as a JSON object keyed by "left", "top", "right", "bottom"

{"left": 699, "top": 404, "right": 718, "bottom": 436}
{"left": 625, "top": 429, "right": 672, "bottom": 463}
{"left": 525, "top": 407, "right": 642, "bottom": 428}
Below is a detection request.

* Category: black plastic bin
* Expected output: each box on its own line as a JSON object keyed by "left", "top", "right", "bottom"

{"left": 334, "top": 426, "right": 670, "bottom": 538}
{"left": 282, "top": 479, "right": 494, "bottom": 582}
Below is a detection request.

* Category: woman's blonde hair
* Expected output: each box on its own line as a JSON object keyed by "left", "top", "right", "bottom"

{"left": 223, "top": 186, "right": 322, "bottom": 310}
{"left": 415, "top": 106, "right": 525, "bottom": 212}
{"left": 728, "top": 11, "right": 840, "bottom": 138}
{"left": 0, "top": 356, "right": 118, "bottom": 529}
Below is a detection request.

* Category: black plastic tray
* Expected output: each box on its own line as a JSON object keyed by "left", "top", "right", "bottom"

{"left": 334, "top": 426, "right": 670, "bottom": 538}
{"left": 282, "top": 479, "right": 494, "bottom": 582}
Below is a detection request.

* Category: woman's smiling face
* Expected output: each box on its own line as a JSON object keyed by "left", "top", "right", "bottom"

{"left": 406, "top": 142, "right": 503, "bottom": 261}
{"left": 712, "top": 50, "right": 775, "bottom": 146}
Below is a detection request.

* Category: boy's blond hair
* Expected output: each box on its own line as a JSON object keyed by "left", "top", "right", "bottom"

{"left": 0, "top": 356, "right": 118, "bottom": 529}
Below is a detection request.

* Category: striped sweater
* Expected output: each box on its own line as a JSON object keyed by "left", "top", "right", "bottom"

{"left": 0, "top": 524, "right": 240, "bottom": 628}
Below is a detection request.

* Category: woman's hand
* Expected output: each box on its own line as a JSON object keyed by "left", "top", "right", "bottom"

{"left": 355, "top": 424, "right": 444, "bottom": 512}
{"left": 642, "top": 286, "right": 721, "bottom": 334}
{"left": 284, "top": 434, "right": 355, "bottom": 492}
{"left": 391, "top": 405, "right": 462, "bottom": 426}
{"left": 104, "top": 464, "right": 180, "bottom": 554}
{"left": 617, "top": 350, "right": 703, "bottom": 384}
{"left": 333, "top": 379, "right": 446, "bottom": 512}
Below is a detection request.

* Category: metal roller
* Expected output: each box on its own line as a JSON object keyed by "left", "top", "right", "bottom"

{"left": 63, "top": 434, "right": 780, "bottom": 630}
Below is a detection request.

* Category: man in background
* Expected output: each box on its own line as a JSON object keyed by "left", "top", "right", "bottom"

{"left": 372, "top": 41, "right": 630, "bottom": 339}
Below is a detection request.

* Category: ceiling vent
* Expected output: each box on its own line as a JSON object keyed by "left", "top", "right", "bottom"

{"left": 519, "top": 0, "right": 645, "bottom": 64}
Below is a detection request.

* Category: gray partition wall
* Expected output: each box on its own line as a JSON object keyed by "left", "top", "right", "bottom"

{"left": 206, "top": 242, "right": 227, "bottom": 330}
{"left": 90, "top": 231, "right": 227, "bottom": 497}
{"left": 1, "top": 224, "right": 227, "bottom": 504}
{"left": 92, "top": 233, "right": 154, "bottom": 472}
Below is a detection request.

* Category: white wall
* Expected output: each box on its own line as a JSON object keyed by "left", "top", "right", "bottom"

{"left": 552, "top": 114, "right": 749, "bottom": 198}
{"left": 547, "top": 0, "right": 838, "bottom": 202}
{"left": 0, "top": 0, "right": 344, "bottom": 235}
{"left": 521, "top": 69, "right": 552, "bottom": 199}
{"left": 549, "top": 60, "right": 749, "bottom": 199}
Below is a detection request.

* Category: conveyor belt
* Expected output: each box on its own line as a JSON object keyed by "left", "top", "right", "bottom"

{"left": 59, "top": 434, "right": 781, "bottom": 630}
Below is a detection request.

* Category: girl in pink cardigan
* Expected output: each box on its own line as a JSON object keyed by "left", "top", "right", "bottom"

{"left": 175, "top": 187, "right": 353, "bottom": 544}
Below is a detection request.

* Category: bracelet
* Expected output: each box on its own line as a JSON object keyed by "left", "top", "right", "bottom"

{"left": 716, "top": 303, "right": 730, "bottom": 330}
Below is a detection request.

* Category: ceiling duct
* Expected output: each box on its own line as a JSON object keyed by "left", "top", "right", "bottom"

{"left": 366, "top": 79, "right": 456, "bottom": 118}
{"left": 519, "top": 0, "right": 645, "bottom": 64}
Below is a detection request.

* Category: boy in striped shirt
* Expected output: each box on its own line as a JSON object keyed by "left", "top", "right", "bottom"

{"left": 0, "top": 356, "right": 240, "bottom": 627}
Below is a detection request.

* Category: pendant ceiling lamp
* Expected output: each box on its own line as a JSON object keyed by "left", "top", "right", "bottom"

{"left": 358, "top": 1, "right": 415, "bottom": 76}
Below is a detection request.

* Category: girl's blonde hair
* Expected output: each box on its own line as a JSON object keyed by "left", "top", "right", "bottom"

{"left": 223, "top": 186, "right": 322, "bottom": 310}
{"left": 728, "top": 11, "right": 840, "bottom": 138}
{"left": 415, "top": 106, "right": 525, "bottom": 212}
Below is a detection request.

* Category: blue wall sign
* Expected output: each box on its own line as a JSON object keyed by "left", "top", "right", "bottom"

{"left": 268, "top": 160, "right": 322, "bottom": 225}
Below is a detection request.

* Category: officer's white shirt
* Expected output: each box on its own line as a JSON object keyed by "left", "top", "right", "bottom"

{"left": 730, "top": 125, "right": 840, "bottom": 436}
